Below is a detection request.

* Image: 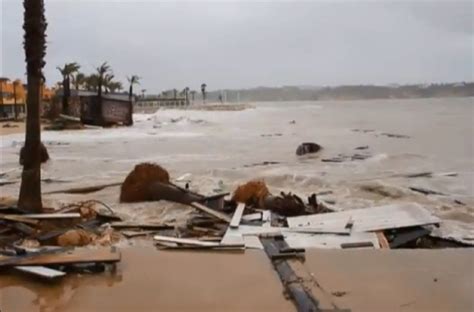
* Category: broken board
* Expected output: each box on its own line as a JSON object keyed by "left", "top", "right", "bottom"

{"left": 230, "top": 203, "right": 245, "bottom": 228}
{"left": 0, "top": 247, "right": 120, "bottom": 267}
{"left": 283, "top": 232, "right": 380, "bottom": 249}
{"left": 287, "top": 203, "right": 440, "bottom": 233}
{"left": 190, "top": 202, "right": 232, "bottom": 223}
{"left": 14, "top": 266, "right": 66, "bottom": 279}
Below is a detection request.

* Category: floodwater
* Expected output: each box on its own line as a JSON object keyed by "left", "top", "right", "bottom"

{"left": 1, "top": 98, "right": 473, "bottom": 311}
{"left": 1, "top": 97, "right": 473, "bottom": 239}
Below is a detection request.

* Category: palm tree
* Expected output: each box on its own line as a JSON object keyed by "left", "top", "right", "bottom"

{"left": 0, "top": 78, "right": 10, "bottom": 116}
{"left": 108, "top": 81, "right": 123, "bottom": 93}
{"left": 57, "top": 62, "right": 80, "bottom": 114}
{"left": 201, "top": 83, "right": 207, "bottom": 104}
{"left": 13, "top": 79, "right": 22, "bottom": 119}
{"left": 103, "top": 73, "right": 115, "bottom": 94}
{"left": 73, "top": 72, "right": 86, "bottom": 90}
{"left": 126, "top": 75, "right": 139, "bottom": 126}
{"left": 84, "top": 74, "right": 99, "bottom": 91}
{"left": 127, "top": 75, "right": 140, "bottom": 99}
{"left": 96, "top": 62, "right": 111, "bottom": 98}
{"left": 141, "top": 89, "right": 146, "bottom": 98}
{"left": 184, "top": 86, "right": 190, "bottom": 104}
{"left": 18, "top": 0, "right": 48, "bottom": 212}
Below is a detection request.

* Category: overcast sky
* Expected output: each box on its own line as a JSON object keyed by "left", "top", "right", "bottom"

{"left": 1, "top": 0, "right": 473, "bottom": 92}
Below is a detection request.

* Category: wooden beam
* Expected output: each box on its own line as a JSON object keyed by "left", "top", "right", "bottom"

{"left": 0, "top": 213, "right": 39, "bottom": 225}
{"left": 190, "top": 202, "right": 231, "bottom": 223}
{"left": 21, "top": 213, "right": 81, "bottom": 219}
{"left": 376, "top": 231, "right": 390, "bottom": 249}
{"left": 111, "top": 222, "right": 174, "bottom": 230}
{"left": 0, "top": 247, "right": 120, "bottom": 267}
{"left": 230, "top": 203, "right": 245, "bottom": 229}
{"left": 154, "top": 235, "right": 244, "bottom": 249}
{"left": 154, "top": 235, "right": 222, "bottom": 247}
{"left": 44, "top": 182, "right": 122, "bottom": 195}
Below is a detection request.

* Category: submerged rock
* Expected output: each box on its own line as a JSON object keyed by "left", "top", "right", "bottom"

{"left": 296, "top": 142, "right": 322, "bottom": 156}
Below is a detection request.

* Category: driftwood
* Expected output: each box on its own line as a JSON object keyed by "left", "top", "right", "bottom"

{"left": 148, "top": 182, "right": 204, "bottom": 205}
{"left": 44, "top": 182, "right": 122, "bottom": 195}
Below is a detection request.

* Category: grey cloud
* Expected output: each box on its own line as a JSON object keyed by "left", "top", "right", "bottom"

{"left": 1, "top": 0, "right": 472, "bottom": 92}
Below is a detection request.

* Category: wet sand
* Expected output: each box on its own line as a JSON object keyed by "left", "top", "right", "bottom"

{"left": 304, "top": 249, "right": 474, "bottom": 312}
{"left": 0, "top": 246, "right": 294, "bottom": 312}
{"left": 1, "top": 247, "right": 473, "bottom": 311}
{"left": 0, "top": 121, "right": 25, "bottom": 136}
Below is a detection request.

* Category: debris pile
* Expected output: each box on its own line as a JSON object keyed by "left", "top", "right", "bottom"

{"left": 2, "top": 161, "right": 467, "bottom": 284}
{"left": 0, "top": 199, "right": 122, "bottom": 280}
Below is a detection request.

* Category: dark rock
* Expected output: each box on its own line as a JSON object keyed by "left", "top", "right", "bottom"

{"left": 296, "top": 142, "right": 322, "bottom": 156}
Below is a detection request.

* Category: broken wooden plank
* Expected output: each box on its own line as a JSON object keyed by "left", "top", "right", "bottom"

{"left": 0, "top": 247, "right": 120, "bottom": 267}
{"left": 111, "top": 222, "right": 174, "bottom": 230}
{"left": 0, "top": 214, "right": 39, "bottom": 225}
{"left": 14, "top": 266, "right": 66, "bottom": 279}
{"left": 190, "top": 202, "right": 231, "bottom": 223}
{"left": 287, "top": 203, "right": 440, "bottom": 233}
{"left": 154, "top": 235, "right": 244, "bottom": 250}
{"left": 341, "top": 241, "right": 375, "bottom": 249}
{"left": 284, "top": 232, "right": 380, "bottom": 249}
{"left": 21, "top": 213, "right": 81, "bottom": 220}
{"left": 44, "top": 182, "right": 122, "bottom": 195}
{"left": 376, "top": 231, "right": 390, "bottom": 249}
{"left": 121, "top": 230, "right": 157, "bottom": 238}
{"left": 154, "top": 235, "right": 223, "bottom": 247}
{"left": 241, "top": 212, "right": 263, "bottom": 222}
{"left": 230, "top": 203, "right": 245, "bottom": 229}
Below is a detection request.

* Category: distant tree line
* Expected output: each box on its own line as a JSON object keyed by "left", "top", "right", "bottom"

{"left": 199, "top": 82, "right": 474, "bottom": 102}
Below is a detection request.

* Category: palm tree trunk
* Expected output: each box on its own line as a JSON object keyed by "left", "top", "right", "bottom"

{"left": 18, "top": 0, "right": 47, "bottom": 213}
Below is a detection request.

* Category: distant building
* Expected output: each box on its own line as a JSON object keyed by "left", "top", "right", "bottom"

{"left": 0, "top": 78, "right": 54, "bottom": 118}
{"left": 53, "top": 90, "right": 133, "bottom": 126}
{"left": 135, "top": 89, "right": 190, "bottom": 113}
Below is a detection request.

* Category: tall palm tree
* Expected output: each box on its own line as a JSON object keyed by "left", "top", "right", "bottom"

{"left": 201, "top": 83, "right": 207, "bottom": 104}
{"left": 13, "top": 79, "right": 22, "bottom": 119}
{"left": 96, "top": 62, "right": 111, "bottom": 98}
{"left": 18, "top": 0, "right": 48, "bottom": 212}
{"left": 184, "top": 86, "right": 190, "bottom": 104}
{"left": 57, "top": 62, "right": 80, "bottom": 114}
{"left": 127, "top": 75, "right": 140, "bottom": 99}
{"left": 126, "top": 75, "right": 139, "bottom": 126}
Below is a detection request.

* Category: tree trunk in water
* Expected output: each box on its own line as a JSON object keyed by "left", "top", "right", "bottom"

{"left": 19, "top": 72, "right": 43, "bottom": 212}
{"left": 19, "top": 0, "right": 47, "bottom": 213}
